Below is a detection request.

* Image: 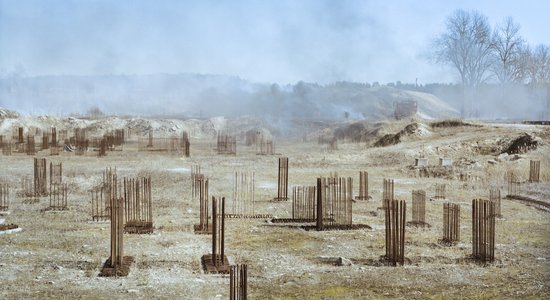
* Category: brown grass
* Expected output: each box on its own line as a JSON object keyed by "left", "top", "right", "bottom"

{"left": 0, "top": 121, "right": 549, "bottom": 299}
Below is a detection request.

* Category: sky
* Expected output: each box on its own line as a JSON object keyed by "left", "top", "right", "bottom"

{"left": 0, "top": 0, "right": 549, "bottom": 85}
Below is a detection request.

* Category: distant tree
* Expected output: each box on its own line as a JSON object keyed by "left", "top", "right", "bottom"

{"left": 491, "top": 17, "right": 525, "bottom": 84}
{"left": 86, "top": 106, "right": 105, "bottom": 119}
{"left": 293, "top": 81, "right": 312, "bottom": 98}
{"left": 433, "top": 10, "right": 494, "bottom": 116}
{"left": 524, "top": 44, "right": 550, "bottom": 86}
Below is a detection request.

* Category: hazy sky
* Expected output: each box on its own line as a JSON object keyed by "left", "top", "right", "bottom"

{"left": 1, "top": 0, "right": 549, "bottom": 85}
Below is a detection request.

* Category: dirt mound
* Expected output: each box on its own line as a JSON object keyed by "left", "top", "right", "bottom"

{"left": 0, "top": 114, "right": 277, "bottom": 140}
{"left": 501, "top": 133, "right": 542, "bottom": 154}
{"left": 374, "top": 133, "right": 401, "bottom": 147}
{"left": 374, "top": 122, "right": 431, "bottom": 147}
{"left": 226, "top": 116, "right": 275, "bottom": 139}
{"left": 334, "top": 122, "right": 367, "bottom": 142}
{"left": 0, "top": 107, "right": 19, "bottom": 118}
{"left": 430, "top": 119, "right": 478, "bottom": 128}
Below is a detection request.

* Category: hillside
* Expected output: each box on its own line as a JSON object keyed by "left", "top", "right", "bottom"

{"left": 0, "top": 106, "right": 19, "bottom": 118}
{"left": 0, "top": 74, "right": 458, "bottom": 121}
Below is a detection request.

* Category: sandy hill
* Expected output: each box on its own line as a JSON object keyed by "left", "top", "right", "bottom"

{"left": 0, "top": 106, "right": 19, "bottom": 118}
{"left": 0, "top": 75, "right": 458, "bottom": 121}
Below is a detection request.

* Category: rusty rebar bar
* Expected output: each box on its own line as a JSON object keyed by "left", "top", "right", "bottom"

{"left": 489, "top": 189, "right": 502, "bottom": 217}
{"left": 529, "top": 160, "right": 540, "bottom": 183}
{"left": 355, "top": 171, "right": 369, "bottom": 200}
{"left": 434, "top": 183, "right": 446, "bottom": 199}
{"left": 472, "top": 199, "right": 495, "bottom": 262}
{"left": 292, "top": 186, "right": 316, "bottom": 220}
{"left": 411, "top": 190, "right": 426, "bottom": 224}
{"left": 382, "top": 178, "right": 394, "bottom": 208}
{"left": 442, "top": 202, "right": 460, "bottom": 244}
{"left": 316, "top": 176, "right": 353, "bottom": 230}
{"left": 34, "top": 158, "right": 48, "bottom": 196}
{"left": 384, "top": 199, "right": 406, "bottom": 266}
{"left": 274, "top": 157, "right": 289, "bottom": 201}
{"left": 230, "top": 264, "right": 248, "bottom": 300}
{"left": 0, "top": 184, "right": 9, "bottom": 211}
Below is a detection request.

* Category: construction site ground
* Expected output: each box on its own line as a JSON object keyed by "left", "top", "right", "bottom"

{"left": 0, "top": 118, "right": 549, "bottom": 299}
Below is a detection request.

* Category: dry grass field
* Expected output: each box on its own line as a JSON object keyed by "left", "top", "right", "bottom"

{"left": 1, "top": 118, "right": 549, "bottom": 299}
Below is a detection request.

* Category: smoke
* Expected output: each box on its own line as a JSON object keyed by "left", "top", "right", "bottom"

{"left": 0, "top": 1, "right": 548, "bottom": 120}
{"left": 2, "top": 74, "right": 548, "bottom": 121}
{"left": 0, "top": 0, "right": 455, "bottom": 85}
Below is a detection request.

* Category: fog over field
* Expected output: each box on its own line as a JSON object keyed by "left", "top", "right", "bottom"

{"left": 0, "top": 1, "right": 549, "bottom": 119}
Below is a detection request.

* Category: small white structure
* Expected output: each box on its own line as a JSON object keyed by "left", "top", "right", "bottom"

{"left": 439, "top": 158, "right": 453, "bottom": 166}
{"left": 415, "top": 158, "right": 429, "bottom": 167}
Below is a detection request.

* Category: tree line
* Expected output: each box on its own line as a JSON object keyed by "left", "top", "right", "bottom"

{"left": 434, "top": 10, "right": 549, "bottom": 87}
{"left": 433, "top": 10, "right": 549, "bottom": 117}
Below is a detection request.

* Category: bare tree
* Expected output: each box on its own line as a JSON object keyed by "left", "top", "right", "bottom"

{"left": 434, "top": 10, "right": 493, "bottom": 87}
{"left": 433, "top": 10, "right": 494, "bottom": 116}
{"left": 525, "top": 44, "right": 550, "bottom": 86}
{"left": 491, "top": 17, "right": 525, "bottom": 84}
{"left": 86, "top": 106, "right": 105, "bottom": 119}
